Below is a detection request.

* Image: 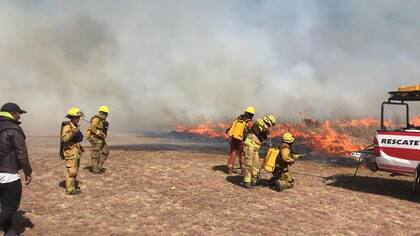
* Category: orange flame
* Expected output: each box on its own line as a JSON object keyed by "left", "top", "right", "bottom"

{"left": 411, "top": 116, "right": 420, "bottom": 126}
{"left": 270, "top": 118, "right": 378, "bottom": 155}
{"left": 175, "top": 117, "right": 382, "bottom": 155}
{"left": 175, "top": 118, "right": 229, "bottom": 139}
{"left": 175, "top": 116, "right": 420, "bottom": 156}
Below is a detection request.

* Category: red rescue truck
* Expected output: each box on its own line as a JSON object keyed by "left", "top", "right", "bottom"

{"left": 351, "top": 85, "right": 420, "bottom": 190}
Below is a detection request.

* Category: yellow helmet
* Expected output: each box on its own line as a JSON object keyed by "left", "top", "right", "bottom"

{"left": 283, "top": 132, "right": 295, "bottom": 143}
{"left": 244, "top": 106, "right": 256, "bottom": 115}
{"left": 263, "top": 114, "right": 276, "bottom": 127}
{"left": 99, "top": 105, "right": 109, "bottom": 114}
{"left": 66, "top": 107, "right": 84, "bottom": 118}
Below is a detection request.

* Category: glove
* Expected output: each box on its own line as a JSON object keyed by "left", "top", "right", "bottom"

{"left": 95, "top": 130, "right": 106, "bottom": 139}
{"left": 292, "top": 154, "right": 301, "bottom": 160}
{"left": 103, "top": 121, "right": 109, "bottom": 135}
{"left": 71, "top": 130, "right": 84, "bottom": 142}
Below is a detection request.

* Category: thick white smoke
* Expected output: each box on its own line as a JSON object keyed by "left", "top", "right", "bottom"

{"left": 1, "top": 1, "right": 419, "bottom": 134}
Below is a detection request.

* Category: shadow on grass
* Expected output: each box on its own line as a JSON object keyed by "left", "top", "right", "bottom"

{"left": 225, "top": 175, "right": 276, "bottom": 190}
{"left": 225, "top": 175, "right": 243, "bottom": 188}
{"left": 58, "top": 180, "right": 65, "bottom": 189}
{"left": 212, "top": 165, "right": 229, "bottom": 174}
{"left": 58, "top": 180, "right": 81, "bottom": 190}
{"left": 13, "top": 211, "right": 34, "bottom": 234}
{"left": 83, "top": 166, "right": 93, "bottom": 172}
{"left": 82, "top": 166, "right": 107, "bottom": 174}
{"left": 325, "top": 174, "right": 420, "bottom": 203}
{"left": 257, "top": 178, "right": 274, "bottom": 187}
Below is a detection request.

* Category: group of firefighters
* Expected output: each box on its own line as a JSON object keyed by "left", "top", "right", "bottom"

{"left": 60, "top": 105, "right": 110, "bottom": 195}
{"left": 0, "top": 102, "right": 112, "bottom": 234}
{"left": 225, "top": 106, "right": 303, "bottom": 191}
{"left": 0, "top": 101, "right": 302, "bottom": 234}
{"left": 63, "top": 104, "right": 303, "bottom": 194}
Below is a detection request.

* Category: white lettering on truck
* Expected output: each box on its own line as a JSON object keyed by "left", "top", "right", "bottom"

{"left": 381, "top": 139, "right": 420, "bottom": 146}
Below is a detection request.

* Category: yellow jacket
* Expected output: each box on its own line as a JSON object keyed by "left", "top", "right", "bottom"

{"left": 280, "top": 143, "right": 295, "bottom": 165}
{"left": 254, "top": 119, "right": 269, "bottom": 134}
{"left": 86, "top": 115, "right": 107, "bottom": 141}
{"left": 61, "top": 121, "right": 82, "bottom": 158}
{"left": 244, "top": 133, "right": 262, "bottom": 151}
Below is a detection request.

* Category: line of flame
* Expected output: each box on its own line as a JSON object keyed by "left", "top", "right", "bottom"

{"left": 175, "top": 117, "right": 420, "bottom": 155}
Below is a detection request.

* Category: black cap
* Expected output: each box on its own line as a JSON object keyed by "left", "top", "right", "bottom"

{"left": 1, "top": 103, "right": 26, "bottom": 114}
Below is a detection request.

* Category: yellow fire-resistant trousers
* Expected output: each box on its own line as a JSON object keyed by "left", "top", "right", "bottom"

{"left": 65, "top": 155, "right": 80, "bottom": 193}
{"left": 90, "top": 139, "right": 110, "bottom": 172}
{"left": 274, "top": 166, "right": 294, "bottom": 189}
{"left": 243, "top": 145, "right": 260, "bottom": 184}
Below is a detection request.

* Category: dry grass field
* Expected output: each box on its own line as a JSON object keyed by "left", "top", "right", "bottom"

{"left": 12, "top": 133, "right": 420, "bottom": 235}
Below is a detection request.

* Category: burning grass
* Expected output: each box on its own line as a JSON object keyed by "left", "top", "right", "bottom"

{"left": 176, "top": 116, "right": 420, "bottom": 156}
{"left": 176, "top": 117, "right": 380, "bottom": 155}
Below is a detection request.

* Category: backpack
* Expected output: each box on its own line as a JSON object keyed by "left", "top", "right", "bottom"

{"left": 226, "top": 118, "right": 247, "bottom": 141}
{"left": 59, "top": 121, "right": 69, "bottom": 160}
{"left": 263, "top": 148, "right": 280, "bottom": 172}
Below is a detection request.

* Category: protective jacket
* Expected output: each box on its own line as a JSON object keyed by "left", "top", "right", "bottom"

{"left": 61, "top": 121, "right": 83, "bottom": 158}
{"left": 86, "top": 114, "right": 108, "bottom": 141}
{"left": 0, "top": 112, "right": 32, "bottom": 176}
{"left": 244, "top": 118, "right": 270, "bottom": 151}
{"left": 252, "top": 119, "right": 270, "bottom": 141}
{"left": 239, "top": 114, "right": 253, "bottom": 138}
{"left": 277, "top": 143, "right": 300, "bottom": 167}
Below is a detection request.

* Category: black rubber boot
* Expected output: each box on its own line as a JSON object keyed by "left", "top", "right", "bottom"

{"left": 273, "top": 182, "right": 282, "bottom": 192}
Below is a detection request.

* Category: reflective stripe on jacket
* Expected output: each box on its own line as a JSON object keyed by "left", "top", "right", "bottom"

{"left": 244, "top": 133, "right": 261, "bottom": 151}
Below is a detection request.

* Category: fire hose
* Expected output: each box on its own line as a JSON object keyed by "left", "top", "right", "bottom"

{"left": 349, "top": 143, "right": 375, "bottom": 183}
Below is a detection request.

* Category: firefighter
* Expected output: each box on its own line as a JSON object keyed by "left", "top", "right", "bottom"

{"left": 86, "top": 105, "right": 110, "bottom": 174}
{"left": 61, "top": 107, "right": 84, "bottom": 195}
{"left": 243, "top": 114, "right": 276, "bottom": 189}
{"left": 270, "top": 132, "right": 301, "bottom": 192}
{"left": 226, "top": 106, "right": 255, "bottom": 175}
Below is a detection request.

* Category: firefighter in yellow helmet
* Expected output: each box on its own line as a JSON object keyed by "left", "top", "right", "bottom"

{"left": 242, "top": 114, "right": 276, "bottom": 189}
{"left": 270, "top": 132, "right": 302, "bottom": 191}
{"left": 60, "top": 107, "right": 84, "bottom": 195}
{"left": 225, "top": 106, "right": 255, "bottom": 175}
{"left": 86, "top": 105, "right": 110, "bottom": 174}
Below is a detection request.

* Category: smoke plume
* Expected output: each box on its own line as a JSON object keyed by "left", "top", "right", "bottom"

{"left": 1, "top": 1, "right": 419, "bottom": 134}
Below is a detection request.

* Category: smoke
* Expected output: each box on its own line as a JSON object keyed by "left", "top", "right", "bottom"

{"left": 1, "top": 1, "right": 420, "bottom": 134}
